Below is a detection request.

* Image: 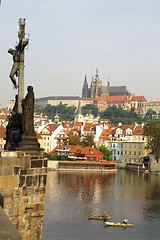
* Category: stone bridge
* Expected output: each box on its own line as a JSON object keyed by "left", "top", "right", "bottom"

{"left": 0, "top": 150, "right": 47, "bottom": 239}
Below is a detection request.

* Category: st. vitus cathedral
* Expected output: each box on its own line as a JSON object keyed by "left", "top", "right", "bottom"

{"left": 82, "top": 67, "right": 131, "bottom": 99}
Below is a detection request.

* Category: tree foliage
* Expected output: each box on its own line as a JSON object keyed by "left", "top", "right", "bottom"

{"left": 144, "top": 120, "right": 160, "bottom": 162}
{"left": 144, "top": 109, "right": 157, "bottom": 121}
{"left": 81, "top": 104, "right": 99, "bottom": 117}
{"left": 100, "top": 106, "right": 143, "bottom": 124}
{"left": 48, "top": 154, "right": 68, "bottom": 160}
{"left": 98, "top": 145, "right": 112, "bottom": 160}
{"left": 68, "top": 133, "right": 95, "bottom": 147}
{"left": 68, "top": 134, "right": 81, "bottom": 145}
{"left": 81, "top": 133, "right": 95, "bottom": 147}
{"left": 35, "top": 103, "right": 76, "bottom": 121}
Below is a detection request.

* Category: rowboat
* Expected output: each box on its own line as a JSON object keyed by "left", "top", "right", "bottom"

{"left": 88, "top": 215, "right": 111, "bottom": 220}
{"left": 104, "top": 221, "right": 134, "bottom": 227}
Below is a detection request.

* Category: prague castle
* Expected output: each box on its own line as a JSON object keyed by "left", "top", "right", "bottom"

{"left": 82, "top": 66, "right": 131, "bottom": 98}
{"left": 7, "top": 66, "right": 147, "bottom": 115}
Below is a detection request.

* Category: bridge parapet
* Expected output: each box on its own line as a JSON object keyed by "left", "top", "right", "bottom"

{"left": 0, "top": 150, "right": 48, "bottom": 239}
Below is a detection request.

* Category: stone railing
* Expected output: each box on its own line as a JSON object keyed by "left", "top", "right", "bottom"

{"left": 0, "top": 150, "right": 47, "bottom": 239}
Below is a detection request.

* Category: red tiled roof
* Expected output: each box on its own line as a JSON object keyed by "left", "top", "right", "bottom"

{"left": 148, "top": 101, "right": 160, "bottom": 105}
{"left": 99, "top": 129, "right": 113, "bottom": 139}
{"left": 40, "top": 123, "right": 58, "bottom": 135}
{"left": 74, "top": 122, "right": 83, "bottom": 127}
{"left": 50, "top": 145, "right": 103, "bottom": 158}
{"left": 129, "top": 96, "right": 147, "bottom": 101}
{"left": 35, "top": 131, "right": 42, "bottom": 139}
{"left": 94, "top": 95, "right": 147, "bottom": 102}
{"left": 133, "top": 125, "right": 144, "bottom": 135}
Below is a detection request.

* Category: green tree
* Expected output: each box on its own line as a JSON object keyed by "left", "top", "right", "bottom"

{"left": 100, "top": 106, "right": 142, "bottom": 124}
{"left": 68, "top": 134, "right": 81, "bottom": 145}
{"left": 98, "top": 145, "right": 112, "bottom": 160}
{"left": 81, "top": 104, "right": 99, "bottom": 116}
{"left": 81, "top": 133, "right": 95, "bottom": 147}
{"left": 34, "top": 103, "right": 76, "bottom": 121}
{"left": 144, "top": 120, "right": 160, "bottom": 163}
{"left": 144, "top": 109, "right": 157, "bottom": 121}
{"left": 48, "top": 154, "right": 68, "bottom": 160}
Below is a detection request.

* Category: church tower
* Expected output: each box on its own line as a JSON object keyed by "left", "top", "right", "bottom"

{"left": 75, "top": 98, "right": 83, "bottom": 122}
{"left": 82, "top": 74, "right": 89, "bottom": 98}
{"left": 90, "top": 66, "right": 102, "bottom": 98}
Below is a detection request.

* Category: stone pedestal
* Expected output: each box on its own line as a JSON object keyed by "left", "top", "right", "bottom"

{"left": 0, "top": 151, "right": 48, "bottom": 239}
{"left": 18, "top": 134, "right": 43, "bottom": 152}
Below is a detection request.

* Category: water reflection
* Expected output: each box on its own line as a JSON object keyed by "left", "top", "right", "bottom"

{"left": 46, "top": 171, "right": 116, "bottom": 203}
{"left": 42, "top": 170, "right": 160, "bottom": 240}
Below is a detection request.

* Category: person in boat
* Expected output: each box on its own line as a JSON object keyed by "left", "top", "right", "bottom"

{"left": 103, "top": 211, "right": 107, "bottom": 216}
{"left": 122, "top": 219, "right": 128, "bottom": 224}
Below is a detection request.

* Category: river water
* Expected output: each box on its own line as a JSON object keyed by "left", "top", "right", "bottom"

{"left": 42, "top": 170, "right": 160, "bottom": 240}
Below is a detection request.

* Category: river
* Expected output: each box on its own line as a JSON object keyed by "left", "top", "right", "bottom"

{"left": 42, "top": 169, "right": 160, "bottom": 240}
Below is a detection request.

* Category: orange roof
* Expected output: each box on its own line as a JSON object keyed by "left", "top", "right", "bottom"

{"left": 94, "top": 95, "right": 147, "bottom": 102}
{"left": 40, "top": 123, "right": 58, "bottom": 135}
{"left": 133, "top": 125, "right": 144, "bottom": 135}
{"left": 129, "top": 96, "right": 147, "bottom": 101}
{"left": 99, "top": 129, "right": 113, "bottom": 139}
{"left": 35, "top": 131, "right": 42, "bottom": 139}
{"left": 50, "top": 145, "right": 103, "bottom": 157}
{"left": 74, "top": 122, "right": 83, "bottom": 127}
{"left": 64, "top": 129, "right": 73, "bottom": 136}
{"left": 118, "top": 124, "right": 134, "bottom": 130}
{"left": 148, "top": 101, "right": 160, "bottom": 105}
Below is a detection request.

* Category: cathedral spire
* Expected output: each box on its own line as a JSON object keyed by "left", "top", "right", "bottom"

{"left": 94, "top": 65, "right": 101, "bottom": 83}
{"left": 82, "top": 74, "right": 89, "bottom": 98}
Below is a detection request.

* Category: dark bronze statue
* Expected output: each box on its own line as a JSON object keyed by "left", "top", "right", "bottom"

{"left": 22, "top": 85, "right": 35, "bottom": 135}
{"left": 4, "top": 95, "right": 23, "bottom": 150}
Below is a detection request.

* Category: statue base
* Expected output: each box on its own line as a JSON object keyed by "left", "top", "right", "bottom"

{"left": 17, "top": 134, "right": 43, "bottom": 152}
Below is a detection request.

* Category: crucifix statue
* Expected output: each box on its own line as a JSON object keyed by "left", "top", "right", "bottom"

{"left": 5, "top": 18, "right": 42, "bottom": 151}
{"left": 8, "top": 18, "right": 29, "bottom": 113}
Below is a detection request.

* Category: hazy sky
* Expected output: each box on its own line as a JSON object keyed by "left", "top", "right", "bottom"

{"left": 0, "top": 0, "right": 160, "bottom": 107}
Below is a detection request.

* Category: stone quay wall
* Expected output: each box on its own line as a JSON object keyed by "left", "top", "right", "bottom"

{"left": 0, "top": 150, "right": 48, "bottom": 240}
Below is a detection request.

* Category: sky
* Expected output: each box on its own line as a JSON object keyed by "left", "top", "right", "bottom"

{"left": 0, "top": 0, "right": 160, "bottom": 107}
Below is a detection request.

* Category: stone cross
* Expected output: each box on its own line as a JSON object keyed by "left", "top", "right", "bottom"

{"left": 17, "top": 18, "right": 28, "bottom": 113}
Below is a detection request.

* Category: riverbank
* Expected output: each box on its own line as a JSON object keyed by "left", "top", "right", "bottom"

{"left": 48, "top": 160, "right": 118, "bottom": 172}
